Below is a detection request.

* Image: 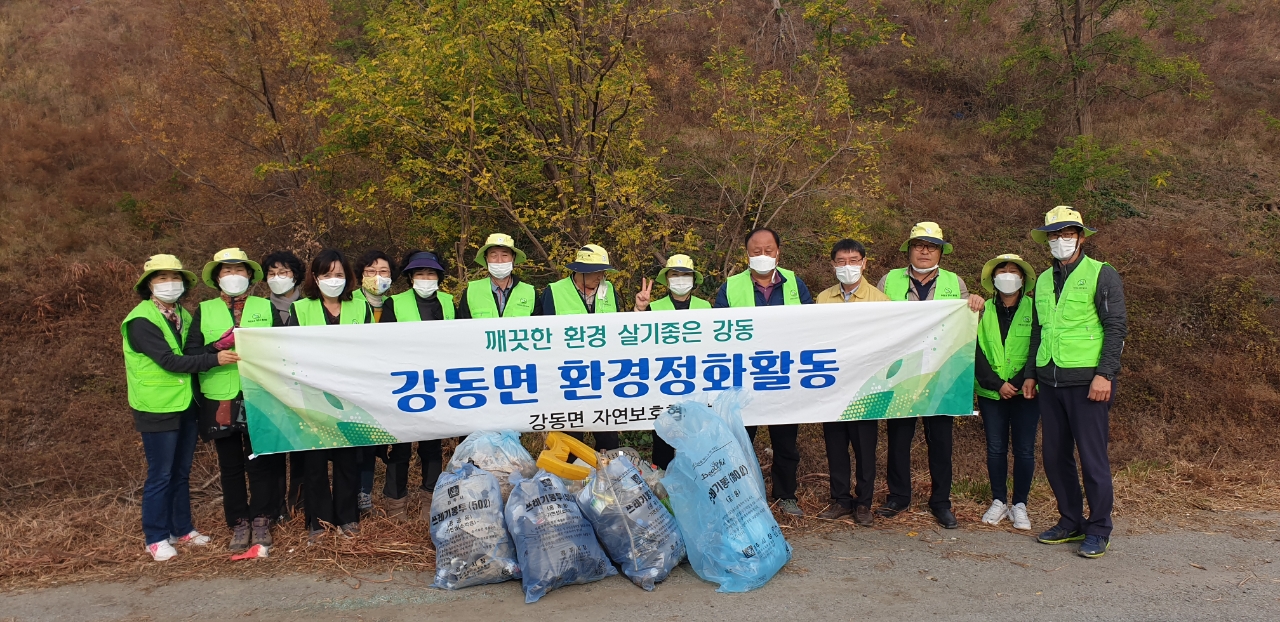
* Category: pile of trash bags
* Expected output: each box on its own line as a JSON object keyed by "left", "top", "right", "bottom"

{"left": 427, "top": 391, "right": 790, "bottom": 602}
{"left": 655, "top": 391, "right": 792, "bottom": 593}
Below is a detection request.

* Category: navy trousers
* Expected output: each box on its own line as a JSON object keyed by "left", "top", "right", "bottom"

{"left": 1040, "top": 382, "right": 1114, "bottom": 537}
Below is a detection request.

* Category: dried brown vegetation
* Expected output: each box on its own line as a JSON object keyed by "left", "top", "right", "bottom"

{"left": 1, "top": 0, "right": 1278, "bottom": 588}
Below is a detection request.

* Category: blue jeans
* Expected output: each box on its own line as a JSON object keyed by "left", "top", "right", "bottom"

{"left": 978, "top": 395, "right": 1040, "bottom": 506}
{"left": 140, "top": 410, "right": 198, "bottom": 545}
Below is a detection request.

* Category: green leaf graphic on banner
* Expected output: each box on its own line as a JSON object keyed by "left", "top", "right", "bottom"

{"left": 840, "top": 340, "right": 976, "bottom": 421}
{"left": 242, "top": 376, "right": 397, "bottom": 454}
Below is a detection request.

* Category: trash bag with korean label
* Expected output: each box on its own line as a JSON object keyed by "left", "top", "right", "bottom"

{"left": 428, "top": 463, "right": 520, "bottom": 590}
{"left": 506, "top": 470, "right": 617, "bottom": 603}
{"left": 655, "top": 390, "right": 791, "bottom": 593}
{"left": 447, "top": 430, "right": 537, "bottom": 500}
{"left": 576, "top": 454, "right": 685, "bottom": 591}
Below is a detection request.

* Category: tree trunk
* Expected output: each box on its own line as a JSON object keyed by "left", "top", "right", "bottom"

{"left": 1069, "top": 0, "right": 1093, "bottom": 137}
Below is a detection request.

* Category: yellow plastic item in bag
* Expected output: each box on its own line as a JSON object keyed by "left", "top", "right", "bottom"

{"left": 536, "top": 431, "right": 599, "bottom": 480}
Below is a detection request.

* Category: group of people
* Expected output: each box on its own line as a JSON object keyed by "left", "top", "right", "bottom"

{"left": 121, "top": 205, "right": 1126, "bottom": 564}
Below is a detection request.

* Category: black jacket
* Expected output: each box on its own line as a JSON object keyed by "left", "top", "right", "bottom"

{"left": 380, "top": 293, "right": 446, "bottom": 323}
{"left": 1024, "top": 254, "right": 1128, "bottom": 387}
{"left": 183, "top": 299, "right": 285, "bottom": 440}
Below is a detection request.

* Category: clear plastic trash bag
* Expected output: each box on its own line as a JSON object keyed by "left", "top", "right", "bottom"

{"left": 654, "top": 390, "right": 791, "bottom": 592}
{"left": 577, "top": 454, "right": 685, "bottom": 590}
{"left": 428, "top": 463, "right": 521, "bottom": 590}
{"left": 505, "top": 470, "right": 617, "bottom": 603}
{"left": 447, "top": 430, "right": 537, "bottom": 500}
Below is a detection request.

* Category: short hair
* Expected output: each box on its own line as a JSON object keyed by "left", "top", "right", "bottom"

{"left": 301, "top": 249, "right": 355, "bottom": 301}
{"left": 744, "top": 227, "right": 781, "bottom": 248}
{"left": 399, "top": 248, "right": 449, "bottom": 281}
{"left": 261, "top": 250, "right": 304, "bottom": 281}
{"left": 136, "top": 271, "right": 194, "bottom": 301}
{"left": 829, "top": 239, "right": 867, "bottom": 261}
{"left": 992, "top": 261, "right": 1027, "bottom": 281}
{"left": 353, "top": 249, "right": 396, "bottom": 278}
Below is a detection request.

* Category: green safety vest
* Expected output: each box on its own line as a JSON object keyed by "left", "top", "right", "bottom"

{"left": 293, "top": 298, "right": 368, "bottom": 326}
{"left": 883, "top": 267, "right": 962, "bottom": 301}
{"left": 466, "top": 279, "right": 535, "bottom": 318}
{"left": 197, "top": 296, "right": 274, "bottom": 400}
{"left": 121, "top": 301, "right": 194, "bottom": 413}
{"left": 549, "top": 277, "right": 618, "bottom": 314}
{"left": 725, "top": 268, "right": 801, "bottom": 307}
{"left": 650, "top": 295, "right": 711, "bottom": 311}
{"left": 975, "top": 295, "right": 1034, "bottom": 400}
{"left": 388, "top": 289, "right": 455, "bottom": 321}
{"left": 1034, "top": 256, "right": 1106, "bottom": 369}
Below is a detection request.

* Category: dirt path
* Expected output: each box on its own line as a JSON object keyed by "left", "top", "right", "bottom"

{"left": 6, "top": 513, "right": 1280, "bottom": 621}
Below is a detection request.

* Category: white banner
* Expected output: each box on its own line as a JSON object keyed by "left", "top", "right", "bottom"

{"left": 238, "top": 300, "right": 977, "bottom": 454}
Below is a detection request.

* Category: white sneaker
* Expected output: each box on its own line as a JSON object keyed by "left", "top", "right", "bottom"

{"left": 147, "top": 540, "right": 178, "bottom": 561}
{"left": 1009, "top": 502, "right": 1031, "bottom": 530}
{"left": 981, "top": 499, "right": 1008, "bottom": 526}
{"left": 169, "top": 530, "right": 211, "bottom": 546}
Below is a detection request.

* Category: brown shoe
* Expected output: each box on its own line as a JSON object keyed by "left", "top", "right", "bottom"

{"left": 229, "top": 519, "right": 251, "bottom": 552}
{"left": 854, "top": 505, "right": 874, "bottom": 526}
{"left": 817, "top": 504, "right": 854, "bottom": 520}
{"left": 384, "top": 496, "right": 408, "bottom": 522}
{"left": 250, "top": 517, "right": 272, "bottom": 547}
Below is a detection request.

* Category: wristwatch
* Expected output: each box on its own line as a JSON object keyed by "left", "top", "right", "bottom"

{"left": 1096, "top": 372, "right": 1115, "bottom": 381}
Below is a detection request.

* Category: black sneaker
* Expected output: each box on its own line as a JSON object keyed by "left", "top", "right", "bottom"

{"left": 932, "top": 508, "right": 958, "bottom": 529}
{"left": 875, "top": 500, "right": 908, "bottom": 518}
{"left": 1037, "top": 525, "right": 1086, "bottom": 544}
{"left": 1078, "top": 535, "right": 1110, "bottom": 558}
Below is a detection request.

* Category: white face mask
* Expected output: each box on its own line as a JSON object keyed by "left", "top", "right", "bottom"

{"left": 363, "top": 275, "right": 392, "bottom": 295}
{"left": 317, "top": 277, "right": 346, "bottom": 298}
{"left": 748, "top": 254, "right": 777, "bottom": 274}
{"left": 151, "top": 281, "right": 184, "bottom": 304}
{"left": 834, "top": 265, "right": 862, "bottom": 285}
{"left": 1049, "top": 237, "right": 1078, "bottom": 261}
{"left": 667, "top": 275, "right": 695, "bottom": 296}
{"left": 910, "top": 262, "right": 939, "bottom": 274}
{"left": 219, "top": 274, "right": 250, "bottom": 296}
{"left": 413, "top": 278, "right": 439, "bottom": 298}
{"left": 267, "top": 275, "right": 295, "bottom": 295}
{"left": 488, "top": 261, "right": 513, "bottom": 280}
{"left": 993, "top": 273, "right": 1023, "bottom": 294}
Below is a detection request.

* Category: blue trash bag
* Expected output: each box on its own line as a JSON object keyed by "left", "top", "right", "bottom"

{"left": 447, "top": 430, "right": 537, "bottom": 500}
{"left": 576, "top": 454, "right": 685, "bottom": 591}
{"left": 655, "top": 390, "right": 792, "bottom": 592}
{"left": 505, "top": 470, "right": 618, "bottom": 603}
{"left": 428, "top": 463, "right": 521, "bottom": 589}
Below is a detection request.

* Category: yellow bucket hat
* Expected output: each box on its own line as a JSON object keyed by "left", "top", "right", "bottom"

{"left": 201, "top": 247, "right": 264, "bottom": 289}
{"left": 134, "top": 254, "right": 196, "bottom": 294}
{"left": 474, "top": 233, "right": 528, "bottom": 266}
{"left": 899, "top": 221, "right": 954, "bottom": 255}
{"left": 565, "top": 244, "right": 617, "bottom": 273}
{"left": 1031, "top": 205, "right": 1097, "bottom": 244}
{"left": 980, "top": 253, "right": 1036, "bottom": 294}
{"left": 656, "top": 254, "right": 704, "bottom": 286}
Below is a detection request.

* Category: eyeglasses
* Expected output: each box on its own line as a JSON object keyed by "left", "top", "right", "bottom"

{"left": 1046, "top": 229, "right": 1081, "bottom": 241}
{"left": 908, "top": 242, "right": 941, "bottom": 252}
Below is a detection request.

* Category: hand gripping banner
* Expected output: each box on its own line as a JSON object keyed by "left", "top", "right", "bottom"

{"left": 237, "top": 300, "right": 977, "bottom": 454}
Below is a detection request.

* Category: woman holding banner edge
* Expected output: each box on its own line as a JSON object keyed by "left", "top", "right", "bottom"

{"left": 286, "top": 249, "right": 371, "bottom": 542}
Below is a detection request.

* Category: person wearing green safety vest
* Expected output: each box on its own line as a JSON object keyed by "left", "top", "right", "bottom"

{"left": 123, "top": 254, "right": 235, "bottom": 562}
{"left": 351, "top": 250, "right": 395, "bottom": 323}
{"left": 286, "top": 249, "right": 372, "bottom": 543}
{"left": 874, "top": 222, "right": 984, "bottom": 530}
{"left": 1026, "top": 206, "right": 1127, "bottom": 559}
{"left": 713, "top": 228, "right": 815, "bottom": 518}
{"left": 184, "top": 248, "right": 283, "bottom": 552}
{"left": 540, "top": 244, "right": 625, "bottom": 451}
{"left": 457, "top": 233, "right": 544, "bottom": 319}
{"left": 260, "top": 249, "right": 307, "bottom": 521}
{"left": 632, "top": 253, "right": 710, "bottom": 471}
{"left": 377, "top": 250, "right": 456, "bottom": 520}
{"left": 973, "top": 253, "right": 1039, "bottom": 534}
